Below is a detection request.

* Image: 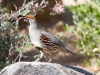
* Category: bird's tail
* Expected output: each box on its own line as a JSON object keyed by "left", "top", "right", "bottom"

{"left": 56, "top": 36, "right": 76, "bottom": 55}
{"left": 64, "top": 46, "right": 76, "bottom": 55}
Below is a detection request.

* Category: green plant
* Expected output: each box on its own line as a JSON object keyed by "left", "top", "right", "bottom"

{"left": 0, "top": 7, "right": 29, "bottom": 69}
{"left": 67, "top": 1, "right": 100, "bottom": 66}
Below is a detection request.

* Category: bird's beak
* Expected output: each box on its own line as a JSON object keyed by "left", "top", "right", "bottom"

{"left": 18, "top": 15, "right": 29, "bottom": 24}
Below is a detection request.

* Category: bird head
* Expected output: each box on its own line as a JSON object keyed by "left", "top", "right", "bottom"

{"left": 18, "top": 15, "right": 35, "bottom": 20}
{"left": 18, "top": 15, "right": 36, "bottom": 25}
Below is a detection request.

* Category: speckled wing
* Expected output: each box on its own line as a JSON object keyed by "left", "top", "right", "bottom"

{"left": 40, "top": 30, "right": 76, "bottom": 55}
{"left": 40, "top": 33, "right": 60, "bottom": 53}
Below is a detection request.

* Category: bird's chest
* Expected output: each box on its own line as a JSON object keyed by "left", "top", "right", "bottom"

{"left": 29, "top": 29, "right": 43, "bottom": 47}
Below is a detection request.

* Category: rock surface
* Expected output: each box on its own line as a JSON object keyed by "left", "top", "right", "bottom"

{"left": 0, "top": 62, "right": 95, "bottom": 75}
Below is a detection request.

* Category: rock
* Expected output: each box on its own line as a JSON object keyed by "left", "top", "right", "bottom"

{"left": 0, "top": 62, "right": 95, "bottom": 75}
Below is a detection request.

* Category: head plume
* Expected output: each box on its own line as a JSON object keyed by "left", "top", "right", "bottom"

{"left": 25, "top": 15, "right": 35, "bottom": 20}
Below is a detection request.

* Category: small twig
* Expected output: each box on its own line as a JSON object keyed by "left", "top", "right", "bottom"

{"left": 13, "top": 53, "right": 20, "bottom": 63}
{"left": 15, "top": 16, "right": 23, "bottom": 28}
{"left": 18, "top": 0, "right": 26, "bottom": 14}
{"left": 22, "top": 0, "right": 26, "bottom": 8}
{"left": 7, "top": 0, "right": 36, "bottom": 22}
{"left": 18, "top": 34, "right": 26, "bottom": 62}
{"left": 0, "top": 13, "right": 4, "bottom": 19}
{"left": 13, "top": 34, "right": 30, "bottom": 62}
{"left": 9, "top": 44, "right": 13, "bottom": 55}
{"left": 18, "top": 53, "right": 23, "bottom": 62}
{"left": 39, "top": 0, "right": 48, "bottom": 8}
{"left": 14, "top": 4, "right": 18, "bottom": 11}
{"left": 55, "top": 0, "right": 58, "bottom": 4}
{"left": 40, "top": 0, "right": 45, "bottom": 7}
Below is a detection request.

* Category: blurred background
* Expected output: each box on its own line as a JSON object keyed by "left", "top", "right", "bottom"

{"left": 0, "top": 0, "right": 100, "bottom": 74}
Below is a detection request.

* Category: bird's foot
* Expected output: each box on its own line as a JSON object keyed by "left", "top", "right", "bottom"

{"left": 47, "top": 58, "right": 52, "bottom": 62}
{"left": 35, "top": 58, "right": 40, "bottom": 62}
{"left": 44, "top": 56, "right": 52, "bottom": 62}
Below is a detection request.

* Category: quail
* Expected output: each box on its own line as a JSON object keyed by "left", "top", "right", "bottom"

{"left": 18, "top": 15, "right": 76, "bottom": 62}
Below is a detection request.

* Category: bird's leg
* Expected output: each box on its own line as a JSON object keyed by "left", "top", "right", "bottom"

{"left": 44, "top": 53, "right": 52, "bottom": 62}
{"left": 35, "top": 50, "right": 44, "bottom": 62}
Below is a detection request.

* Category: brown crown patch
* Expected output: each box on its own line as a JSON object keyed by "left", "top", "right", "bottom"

{"left": 25, "top": 15, "right": 35, "bottom": 20}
